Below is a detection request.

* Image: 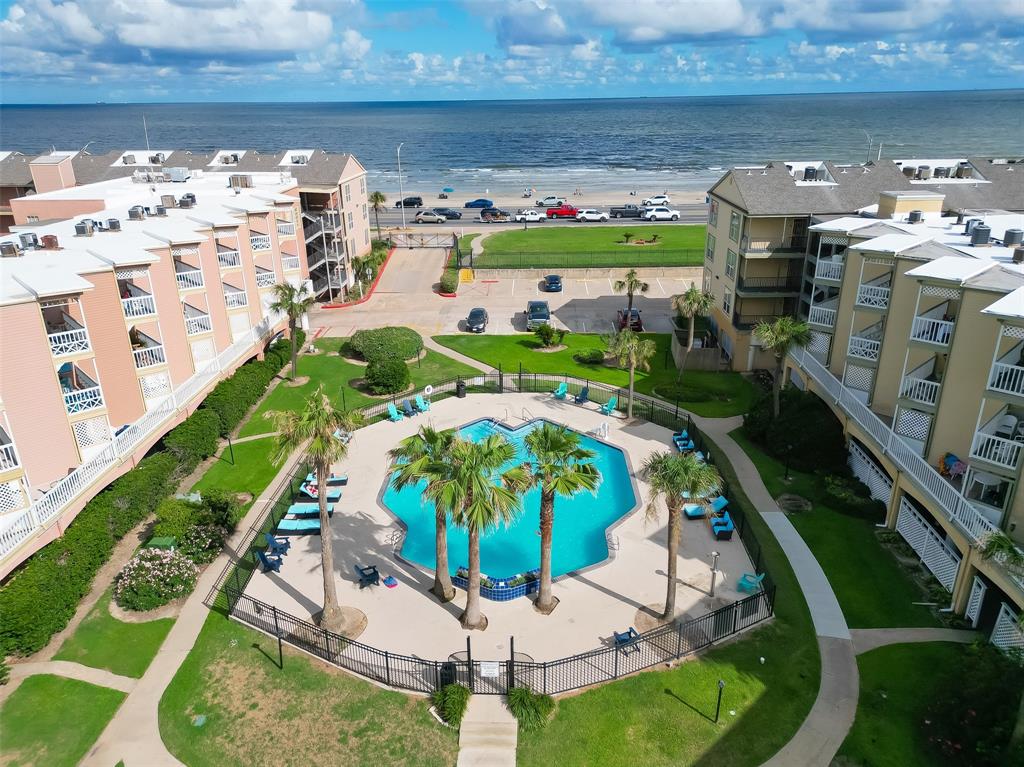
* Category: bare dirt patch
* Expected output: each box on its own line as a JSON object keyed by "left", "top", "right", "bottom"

{"left": 535, "top": 344, "right": 567, "bottom": 353}
{"left": 283, "top": 376, "right": 311, "bottom": 388}
{"left": 109, "top": 596, "right": 184, "bottom": 623}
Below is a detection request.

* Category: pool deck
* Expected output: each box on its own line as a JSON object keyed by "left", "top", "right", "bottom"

{"left": 243, "top": 392, "right": 753, "bottom": 662}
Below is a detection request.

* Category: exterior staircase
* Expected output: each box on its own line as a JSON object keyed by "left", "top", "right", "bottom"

{"left": 456, "top": 695, "right": 518, "bottom": 767}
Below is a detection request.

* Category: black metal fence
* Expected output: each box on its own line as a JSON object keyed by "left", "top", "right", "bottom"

{"left": 210, "top": 372, "right": 777, "bottom": 696}
{"left": 467, "top": 249, "right": 704, "bottom": 270}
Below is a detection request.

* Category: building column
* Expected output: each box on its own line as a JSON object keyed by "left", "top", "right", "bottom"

{"left": 884, "top": 473, "right": 903, "bottom": 529}
{"left": 950, "top": 551, "right": 978, "bottom": 614}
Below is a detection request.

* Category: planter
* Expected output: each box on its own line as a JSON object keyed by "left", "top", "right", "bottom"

{"left": 452, "top": 569, "right": 540, "bottom": 601}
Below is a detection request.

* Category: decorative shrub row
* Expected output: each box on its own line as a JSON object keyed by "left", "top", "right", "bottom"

{"left": 113, "top": 549, "right": 199, "bottom": 612}
{"left": 349, "top": 327, "right": 422, "bottom": 363}
{"left": 742, "top": 388, "right": 847, "bottom": 473}
{"left": 365, "top": 357, "right": 411, "bottom": 395}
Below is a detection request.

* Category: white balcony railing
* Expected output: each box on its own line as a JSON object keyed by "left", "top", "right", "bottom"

{"left": 175, "top": 269, "right": 204, "bottom": 290}
{"left": 808, "top": 306, "right": 836, "bottom": 328}
{"left": 899, "top": 376, "right": 941, "bottom": 406}
{"left": 277, "top": 221, "right": 296, "bottom": 236}
{"left": 224, "top": 291, "right": 248, "bottom": 309}
{"left": 255, "top": 271, "right": 277, "bottom": 288}
{"left": 121, "top": 294, "right": 156, "bottom": 318}
{"left": 970, "top": 432, "right": 1023, "bottom": 471}
{"left": 988, "top": 362, "right": 1024, "bottom": 398}
{"left": 848, "top": 336, "right": 881, "bottom": 361}
{"left": 185, "top": 315, "right": 213, "bottom": 336}
{"left": 856, "top": 284, "right": 890, "bottom": 309}
{"left": 282, "top": 256, "right": 301, "bottom": 272}
{"left": 48, "top": 328, "right": 91, "bottom": 357}
{"left": 815, "top": 260, "right": 844, "bottom": 281}
{"left": 0, "top": 443, "right": 20, "bottom": 472}
{"left": 133, "top": 345, "right": 166, "bottom": 370}
{"left": 911, "top": 316, "right": 954, "bottom": 346}
{"left": 64, "top": 386, "right": 104, "bottom": 415}
{"left": 250, "top": 234, "right": 271, "bottom": 251}
{"left": 217, "top": 249, "right": 241, "bottom": 268}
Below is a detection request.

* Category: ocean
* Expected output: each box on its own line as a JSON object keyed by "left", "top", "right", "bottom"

{"left": 1, "top": 90, "right": 1021, "bottom": 198}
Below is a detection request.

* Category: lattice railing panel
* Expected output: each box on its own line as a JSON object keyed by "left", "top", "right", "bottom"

{"left": 0, "top": 480, "right": 27, "bottom": 512}
{"left": 73, "top": 416, "right": 111, "bottom": 451}
{"left": 895, "top": 407, "right": 932, "bottom": 441}
{"left": 844, "top": 365, "right": 874, "bottom": 392}
{"left": 141, "top": 372, "right": 172, "bottom": 401}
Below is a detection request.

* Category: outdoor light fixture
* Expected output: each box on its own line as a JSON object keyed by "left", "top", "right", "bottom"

{"left": 709, "top": 551, "right": 720, "bottom": 597}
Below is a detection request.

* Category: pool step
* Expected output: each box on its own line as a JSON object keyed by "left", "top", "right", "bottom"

{"left": 457, "top": 696, "right": 517, "bottom": 767}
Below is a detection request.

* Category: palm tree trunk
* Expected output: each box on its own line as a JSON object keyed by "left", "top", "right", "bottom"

{"left": 317, "top": 460, "right": 344, "bottom": 632}
{"left": 460, "top": 525, "right": 487, "bottom": 630}
{"left": 536, "top": 489, "right": 556, "bottom": 614}
{"left": 433, "top": 508, "right": 454, "bottom": 602}
{"left": 663, "top": 505, "right": 681, "bottom": 620}
{"left": 678, "top": 313, "right": 696, "bottom": 383}
{"left": 288, "top": 316, "right": 299, "bottom": 380}
{"left": 777, "top": 351, "right": 788, "bottom": 392}
{"left": 626, "top": 290, "right": 634, "bottom": 314}
{"left": 627, "top": 363, "right": 636, "bottom": 418}
{"left": 373, "top": 208, "right": 381, "bottom": 240}
{"left": 772, "top": 353, "right": 783, "bottom": 419}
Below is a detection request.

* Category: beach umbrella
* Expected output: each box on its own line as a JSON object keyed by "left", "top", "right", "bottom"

{"left": 442, "top": 187, "right": 454, "bottom": 193}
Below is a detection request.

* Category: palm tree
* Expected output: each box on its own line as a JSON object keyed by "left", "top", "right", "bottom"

{"left": 449, "top": 435, "right": 530, "bottom": 630}
{"left": 642, "top": 451, "right": 721, "bottom": 620}
{"left": 980, "top": 531, "right": 1024, "bottom": 745}
{"left": 613, "top": 268, "right": 650, "bottom": 314}
{"left": 672, "top": 285, "right": 714, "bottom": 380}
{"left": 388, "top": 425, "right": 459, "bottom": 602}
{"left": 269, "top": 281, "right": 315, "bottom": 380}
{"left": 269, "top": 386, "right": 364, "bottom": 634}
{"left": 605, "top": 329, "right": 656, "bottom": 418}
{"left": 755, "top": 316, "right": 812, "bottom": 418}
{"left": 523, "top": 424, "right": 601, "bottom": 614}
{"left": 369, "top": 191, "right": 387, "bottom": 240}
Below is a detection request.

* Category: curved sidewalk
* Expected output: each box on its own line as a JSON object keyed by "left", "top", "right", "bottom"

{"left": 695, "top": 416, "right": 859, "bottom": 767}
{"left": 3, "top": 660, "right": 137, "bottom": 699}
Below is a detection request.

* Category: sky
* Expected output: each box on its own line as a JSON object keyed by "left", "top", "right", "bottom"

{"left": 0, "top": 0, "right": 1021, "bottom": 103}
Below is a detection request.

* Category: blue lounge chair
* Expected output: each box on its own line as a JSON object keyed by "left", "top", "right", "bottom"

{"left": 415, "top": 394, "right": 431, "bottom": 412}
{"left": 299, "top": 483, "right": 342, "bottom": 502}
{"left": 613, "top": 626, "right": 640, "bottom": 654}
{"left": 553, "top": 382, "right": 568, "bottom": 400}
{"left": 277, "top": 517, "right": 321, "bottom": 534}
{"left": 574, "top": 386, "right": 590, "bottom": 404}
{"left": 402, "top": 399, "right": 416, "bottom": 418}
{"left": 286, "top": 503, "right": 335, "bottom": 518}
{"left": 709, "top": 495, "right": 729, "bottom": 515}
{"left": 332, "top": 429, "right": 352, "bottom": 444}
{"left": 600, "top": 396, "right": 618, "bottom": 415}
{"left": 355, "top": 564, "right": 380, "bottom": 589}
{"left": 387, "top": 402, "right": 403, "bottom": 422}
{"left": 264, "top": 532, "right": 290, "bottom": 556}
{"left": 675, "top": 438, "right": 695, "bottom": 452}
{"left": 674, "top": 430, "right": 689, "bottom": 440}
{"left": 712, "top": 517, "right": 734, "bottom": 541}
{"left": 737, "top": 572, "right": 765, "bottom": 593}
{"left": 684, "top": 503, "right": 705, "bottom": 520}
{"left": 304, "top": 472, "right": 347, "bottom": 486}
{"left": 255, "top": 549, "right": 283, "bottom": 572}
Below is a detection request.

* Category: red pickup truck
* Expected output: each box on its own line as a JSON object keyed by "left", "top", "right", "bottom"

{"left": 546, "top": 204, "right": 579, "bottom": 219}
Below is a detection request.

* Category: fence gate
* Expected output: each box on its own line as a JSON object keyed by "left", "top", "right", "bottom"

{"left": 389, "top": 233, "right": 457, "bottom": 249}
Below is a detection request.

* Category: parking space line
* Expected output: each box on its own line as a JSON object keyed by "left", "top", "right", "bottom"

{"left": 584, "top": 280, "right": 590, "bottom": 296}
{"left": 607, "top": 278, "right": 614, "bottom": 292}
{"left": 511, "top": 279, "right": 516, "bottom": 295}
{"left": 656, "top": 278, "right": 665, "bottom": 295}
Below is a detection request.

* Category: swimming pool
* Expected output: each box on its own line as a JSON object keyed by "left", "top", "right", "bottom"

{"left": 381, "top": 418, "right": 638, "bottom": 578}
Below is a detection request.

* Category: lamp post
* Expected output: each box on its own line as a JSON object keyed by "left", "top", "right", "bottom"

{"left": 709, "top": 551, "right": 720, "bottom": 597}
{"left": 714, "top": 679, "right": 725, "bottom": 723}
{"left": 397, "top": 142, "right": 406, "bottom": 230}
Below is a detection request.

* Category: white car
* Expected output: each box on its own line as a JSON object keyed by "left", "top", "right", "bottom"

{"left": 535, "top": 195, "right": 566, "bottom": 208}
{"left": 643, "top": 206, "right": 681, "bottom": 221}
{"left": 642, "top": 194, "right": 671, "bottom": 206}
{"left": 576, "top": 209, "right": 609, "bottom": 222}
{"left": 514, "top": 209, "right": 546, "bottom": 223}
{"left": 414, "top": 210, "right": 446, "bottom": 224}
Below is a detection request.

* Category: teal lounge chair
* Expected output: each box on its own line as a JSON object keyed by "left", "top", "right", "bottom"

{"left": 737, "top": 572, "right": 765, "bottom": 593}
{"left": 277, "top": 517, "right": 321, "bottom": 534}
{"left": 553, "top": 382, "right": 568, "bottom": 399}
{"left": 684, "top": 503, "right": 705, "bottom": 520}
{"left": 286, "top": 503, "right": 335, "bottom": 518}
{"left": 299, "top": 483, "right": 342, "bottom": 502}
{"left": 415, "top": 394, "right": 430, "bottom": 412}
{"left": 387, "top": 402, "right": 403, "bottom": 422}
{"left": 709, "top": 495, "right": 729, "bottom": 515}
{"left": 304, "top": 472, "right": 347, "bottom": 486}
{"left": 600, "top": 396, "right": 618, "bottom": 415}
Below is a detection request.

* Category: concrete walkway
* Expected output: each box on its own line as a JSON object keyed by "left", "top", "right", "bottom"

{"left": 457, "top": 695, "right": 518, "bottom": 767}
{"left": 4, "top": 660, "right": 138, "bottom": 696}
{"left": 850, "top": 627, "right": 978, "bottom": 655}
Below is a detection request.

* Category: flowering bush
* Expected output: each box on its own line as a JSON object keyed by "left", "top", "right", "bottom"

{"left": 177, "top": 524, "right": 227, "bottom": 564}
{"left": 114, "top": 549, "right": 198, "bottom": 611}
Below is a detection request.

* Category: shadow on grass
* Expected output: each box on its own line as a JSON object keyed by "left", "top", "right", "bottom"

{"left": 665, "top": 686, "right": 715, "bottom": 722}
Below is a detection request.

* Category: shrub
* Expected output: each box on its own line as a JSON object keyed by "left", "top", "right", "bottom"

{"left": 573, "top": 348, "right": 606, "bottom": 365}
{"left": 163, "top": 409, "right": 221, "bottom": 470}
{"left": 113, "top": 549, "right": 198, "bottom": 612}
{"left": 431, "top": 683, "right": 470, "bottom": 727}
{"left": 439, "top": 272, "right": 458, "bottom": 294}
{"left": 534, "top": 325, "right": 566, "bottom": 348}
{"left": 365, "top": 357, "right": 411, "bottom": 395}
{"left": 349, "top": 327, "right": 423, "bottom": 362}
{"left": 822, "top": 473, "right": 886, "bottom": 520}
{"left": 743, "top": 388, "right": 847, "bottom": 473}
{"left": 200, "top": 487, "right": 244, "bottom": 528}
{"left": 507, "top": 686, "right": 555, "bottom": 731}
{"left": 152, "top": 498, "right": 203, "bottom": 540}
{"left": 177, "top": 524, "right": 227, "bottom": 564}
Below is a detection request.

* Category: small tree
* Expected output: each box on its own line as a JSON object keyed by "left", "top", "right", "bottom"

{"left": 621, "top": 231, "right": 634, "bottom": 244}
{"left": 755, "top": 316, "right": 812, "bottom": 418}
{"left": 613, "top": 268, "right": 650, "bottom": 314}
{"left": 604, "top": 329, "right": 656, "bottom": 418}
{"left": 369, "top": 191, "right": 387, "bottom": 240}
{"left": 672, "top": 285, "right": 714, "bottom": 381}
{"left": 269, "top": 281, "right": 314, "bottom": 380}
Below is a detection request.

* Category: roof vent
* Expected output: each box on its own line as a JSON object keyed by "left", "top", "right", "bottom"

{"left": 0, "top": 242, "right": 19, "bottom": 258}
{"left": 908, "top": 210, "right": 924, "bottom": 224}
{"left": 107, "top": 218, "right": 121, "bottom": 231}
{"left": 1004, "top": 229, "right": 1024, "bottom": 248}
{"left": 40, "top": 234, "right": 59, "bottom": 249}
{"left": 1014, "top": 247, "right": 1024, "bottom": 264}
{"left": 971, "top": 224, "right": 991, "bottom": 246}
{"left": 18, "top": 232, "right": 38, "bottom": 249}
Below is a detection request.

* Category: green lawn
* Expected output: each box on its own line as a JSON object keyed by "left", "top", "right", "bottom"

{"left": 0, "top": 675, "right": 126, "bottom": 767}
{"left": 53, "top": 588, "right": 174, "bottom": 678}
{"left": 476, "top": 225, "right": 705, "bottom": 268}
{"left": 238, "top": 338, "right": 481, "bottom": 438}
{"left": 433, "top": 333, "right": 755, "bottom": 418}
{"left": 732, "top": 429, "right": 940, "bottom": 629}
{"left": 159, "top": 613, "right": 458, "bottom": 767}
{"left": 838, "top": 642, "right": 965, "bottom": 767}
{"left": 518, "top": 432, "right": 820, "bottom": 767}
{"left": 191, "top": 436, "right": 279, "bottom": 504}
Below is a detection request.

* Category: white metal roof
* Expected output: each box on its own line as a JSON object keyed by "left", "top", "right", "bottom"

{"left": 982, "top": 286, "right": 1024, "bottom": 320}
{"left": 905, "top": 256, "right": 996, "bottom": 283}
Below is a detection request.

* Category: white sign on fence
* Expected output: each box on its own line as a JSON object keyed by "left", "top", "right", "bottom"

{"left": 479, "top": 662, "right": 501, "bottom": 678}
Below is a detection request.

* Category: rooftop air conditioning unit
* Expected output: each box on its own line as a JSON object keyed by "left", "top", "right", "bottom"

{"left": 971, "top": 224, "right": 991, "bottom": 246}
{"left": 167, "top": 167, "right": 190, "bottom": 183}
{"left": 917, "top": 165, "right": 933, "bottom": 180}
{"left": 182, "top": 192, "right": 196, "bottom": 204}
{"left": 1003, "top": 229, "right": 1024, "bottom": 248}
{"left": 75, "top": 222, "right": 92, "bottom": 237}
{"left": 150, "top": 153, "right": 165, "bottom": 164}
{"left": 229, "top": 174, "right": 252, "bottom": 189}
{"left": 291, "top": 155, "right": 307, "bottom": 164}
{"left": 803, "top": 166, "right": 816, "bottom": 181}
{"left": 129, "top": 206, "right": 145, "bottom": 221}
{"left": 956, "top": 163, "right": 972, "bottom": 179}
{"left": 965, "top": 218, "right": 983, "bottom": 234}
{"left": 160, "top": 194, "right": 177, "bottom": 208}
{"left": 40, "top": 234, "right": 59, "bottom": 249}
{"left": 0, "top": 242, "right": 19, "bottom": 257}
{"left": 155, "top": 205, "right": 167, "bottom": 216}
{"left": 908, "top": 210, "right": 924, "bottom": 223}
{"left": 123, "top": 154, "right": 136, "bottom": 165}
{"left": 1014, "top": 247, "right": 1024, "bottom": 264}
{"left": 179, "top": 197, "right": 193, "bottom": 209}
{"left": 18, "top": 233, "right": 38, "bottom": 249}
{"left": 902, "top": 166, "right": 916, "bottom": 178}
{"left": 107, "top": 218, "right": 121, "bottom": 231}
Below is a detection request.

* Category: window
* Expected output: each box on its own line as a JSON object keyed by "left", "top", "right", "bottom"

{"left": 708, "top": 200, "right": 718, "bottom": 227}
{"left": 723, "top": 290, "right": 732, "bottom": 315}
{"left": 729, "top": 211, "right": 741, "bottom": 242}
{"left": 703, "top": 267, "right": 713, "bottom": 292}
{"left": 347, "top": 212, "right": 354, "bottom": 229}
{"left": 344, "top": 184, "right": 352, "bottom": 203}
{"left": 725, "top": 249, "right": 737, "bottom": 279}
{"left": 364, "top": 229, "right": 369, "bottom": 244}
{"left": 705, "top": 233, "right": 716, "bottom": 262}
{"left": 27, "top": 215, "right": 39, "bottom": 223}
{"left": 350, "top": 238, "right": 356, "bottom": 259}
{"left": 359, "top": 177, "right": 366, "bottom": 195}
{"left": 362, "top": 203, "right": 367, "bottom": 219}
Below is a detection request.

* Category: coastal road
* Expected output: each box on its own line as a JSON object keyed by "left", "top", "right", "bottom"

{"left": 371, "top": 202, "right": 708, "bottom": 229}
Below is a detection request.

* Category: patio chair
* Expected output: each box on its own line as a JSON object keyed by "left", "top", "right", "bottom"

{"left": 415, "top": 394, "right": 431, "bottom": 412}
{"left": 712, "top": 518, "right": 734, "bottom": 541}
{"left": 356, "top": 564, "right": 380, "bottom": 589}
{"left": 613, "top": 626, "right": 640, "bottom": 654}
{"left": 574, "top": 386, "right": 590, "bottom": 405}
{"left": 304, "top": 472, "right": 347, "bottom": 486}
{"left": 286, "top": 502, "right": 335, "bottom": 518}
{"left": 552, "top": 382, "right": 568, "bottom": 400}
{"left": 709, "top": 495, "right": 729, "bottom": 515}
{"left": 684, "top": 503, "right": 705, "bottom": 520}
{"left": 674, "top": 430, "right": 689, "bottom": 439}
{"left": 737, "top": 572, "right": 765, "bottom": 593}
{"left": 675, "top": 438, "right": 695, "bottom": 452}
{"left": 299, "top": 483, "right": 342, "bottom": 502}
{"left": 600, "top": 396, "right": 618, "bottom": 415}
{"left": 277, "top": 517, "right": 321, "bottom": 534}
{"left": 255, "top": 549, "right": 283, "bottom": 572}
{"left": 264, "top": 532, "right": 290, "bottom": 556}
{"left": 387, "top": 402, "right": 404, "bottom": 422}
{"left": 994, "top": 414, "right": 1019, "bottom": 439}
{"left": 401, "top": 399, "right": 417, "bottom": 418}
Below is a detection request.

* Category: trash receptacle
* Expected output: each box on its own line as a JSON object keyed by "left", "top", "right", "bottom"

{"left": 455, "top": 379, "right": 467, "bottom": 398}
{"left": 440, "top": 661, "right": 457, "bottom": 687}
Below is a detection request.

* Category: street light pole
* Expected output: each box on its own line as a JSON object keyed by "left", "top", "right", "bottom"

{"left": 709, "top": 551, "right": 720, "bottom": 597}
{"left": 397, "top": 142, "right": 406, "bottom": 230}
{"left": 714, "top": 680, "right": 725, "bottom": 723}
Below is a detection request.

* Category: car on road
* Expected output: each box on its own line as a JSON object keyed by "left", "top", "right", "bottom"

{"left": 616, "top": 308, "right": 644, "bottom": 331}
{"left": 414, "top": 210, "right": 446, "bottom": 224}
{"left": 546, "top": 204, "right": 579, "bottom": 219}
{"left": 526, "top": 300, "right": 551, "bottom": 330}
{"left": 535, "top": 196, "right": 566, "bottom": 208}
{"left": 395, "top": 196, "right": 423, "bottom": 208}
{"left": 576, "top": 208, "right": 609, "bottom": 222}
{"left": 513, "top": 209, "right": 546, "bottom": 223}
{"left": 610, "top": 204, "right": 645, "bottom": 218}
{"left": 465, "top": 198, "right": 494, "bottom": 208}
{"left": 433, "top": 207, "right": 462, "bottom": 219}
{"left": 542, "top": 274, "right": 563, "bottom": 292}
{"left": 479, "top": 207, "right": 510, "bottom": 222}
{"left": 642, "top": 194, "right": 671, "bottom": 206}
{"left": 643, "top": 206, "right": 681, "bottom": 221}
{"left": 466, "top": 307, "right": 488, "bottom": 333}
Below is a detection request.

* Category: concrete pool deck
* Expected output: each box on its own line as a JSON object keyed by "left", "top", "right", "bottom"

{"left": 243, "top": 392, "right": 753, "bottom": 662}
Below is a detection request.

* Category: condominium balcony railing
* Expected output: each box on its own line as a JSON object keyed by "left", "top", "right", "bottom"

{"left": 0, "top": 442, "right": 20, "bottom": 472}
{"left": 121, "top": 294, "right": 156, "bottom": 319}
{"left": 808, "top": 306, "right": 836, "bottom": 328}
{"left": 250, "top": 234, "right": 272, "bottom": 251}
{"left": 848, "top": 335, "right": 881, "bottom": 361}
{"left": 814, "top": 259, "right": 844, "bottom": 281}
{"left": 48, "top": 327, "right": 91, "bottom": 357}
{"left": 175, "top": 268, "right": 204, "bottom": 290}
{"left": 735, "top": 275, "right": 801, "bottom": 292}
{"left": 899, "top": 376, "right": 941, "bottom": 407}
{"left": 224, "top": 290, "right": 248, "bottom": 309}
{"left": 282, "top": 256, "right": 301, "bottom": 272}
{"left": 731, "top": 313, "right": 779, "bottom": 330}
{"left": 64, "top": 386, "right": 104, "bottom": 415}
{"left": 910, "top": 316, "right": 954, "bottom": 346}
{"left": 185, "top": 314, "right": 213, "bottom": 336}
{"left": 855, "top": 284, "right": 891, "bottom": 310}
{"left": 255, "top": 270, "right": 277, "bottom": 288}
{"left": 133, "top": 344, "right": 166, "bottom": 370}
{"left": 277, "top": 221, "right": 296, "bottom": 236}
{"left": 970, "top": 432, "right": 1023, "bottom": 471}
{"left": 217, "top": 249, "right": 241, "bottom": 268}
{"left": 988, "top": 362, "right": 1024, "bottom": 398}
{"left": 741, "top": 235, "right": 807, "bottom": 254}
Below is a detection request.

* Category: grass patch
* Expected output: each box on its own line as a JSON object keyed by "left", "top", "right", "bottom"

{"left": 238, "top": 338, "right": 481, "bottom": 438}
{"left": 53, "top": 588, "right": 173, "bottom": 678}
{"left": 433, "top": 333, "right": 754, "bottom": 418}
{"left": 517, "top": 431, "right": 819, "bottom": 767}
{"left": 159, "top": 612, "right": 458, "bottom": 767}
{"left": 0, "top": 675, "right": 126, "bottom": 767}
{"left": 731, "top": 429, "right": 940, "bottom": 629}
{"left": 838, "top": 642, "right": 965, "bottom": 767}
{"left": 191, "top": 436, "right": 279, "bottom": 506}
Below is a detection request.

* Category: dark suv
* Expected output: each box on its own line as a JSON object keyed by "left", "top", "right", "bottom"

{"left": 616, "top": 308, "right": 644, "bottom": 331}
{"left": 395, "top": 196, "right": 423, "bottom": 208}
{"left": 526, "top": 301, "right": 551, "bottom": 330}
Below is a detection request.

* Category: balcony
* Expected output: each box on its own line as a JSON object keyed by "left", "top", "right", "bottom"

{"left": 277, "top": 220, "right": 296, "bottom": 237}
{"left": 217, "top": 246, "right": 241, "bottom": 269}
{"left": 988, "top": 344, "right": 1024, "bottom": 399}
{"left": 46, "top": 314, "right": 91, "bottom": 357}
{"left": 282, "top": 256, "right": 301, "bottom": 272}
{"left": 970, "top": 410, "right": 1024, "bottom": 471}
{"left": 255, "top": 269, "right": 277, "bottom": 289}
{"left": 741, "top": 235, "right": 807, "bottom": 255}
{"left": 0, "top": 429, "right": 20, "bottom": 473}
{"left": 735, "top": 274, "right": 802, "bottom": 294}
{"left": 60, "top": 366, "right": 104, "bottom": 415}
{"left": 131, "top": 331, "right": 166, "bottom": 370}
{"left": 848, "top": 323, "right": 884, "bottom": 361}
{"left": 855, "top": 281, "right": 891, "bottom": 310}
{"left": 732, "top": 313, "right": 779, "bottom": 330}
{"left": 899, "top": 376, "right": 941, "bottom": 407}
{"left": 121, "top": 285, "right": 156, "bottom": 319}
{"left": 911, "top": 316, "right": 954, "bottom": 347}
{"left": 250, "top": 233, "right": 272, "bottom": 251}
{"left": 814, "top": 258, "right": 844, "bottom": 282}
{"left": 183, "top": 304, "right": 212, "bottom": 336}
{"left": 808, "top": 296, "right": 838, "bottom": 329}
{"left": 224, "top": 285, "right": 248, "bottom": 309}
{"left": 174, "top": 262, "right": 204, "bottom": 290}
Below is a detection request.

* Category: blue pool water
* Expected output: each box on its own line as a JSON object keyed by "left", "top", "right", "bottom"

{"left": 381, "top": 419, "right": 637, "bottom": 578}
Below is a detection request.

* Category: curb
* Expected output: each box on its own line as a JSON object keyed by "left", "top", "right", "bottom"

{"left": 321, "top": 247, "right": 396, "bottom": 309}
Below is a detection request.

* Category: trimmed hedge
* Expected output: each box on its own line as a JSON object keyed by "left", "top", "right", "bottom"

{"left": 163, "top": 409, "right": 220, "bottom": 468}
{"left": 349, "top": 327, "right": 422, "bottom": 362}
{"left": 439, "top": 273, "right": 458, "bottom": 294}
{"left": 365, "top": 357, "right": 411, "bottom": 395}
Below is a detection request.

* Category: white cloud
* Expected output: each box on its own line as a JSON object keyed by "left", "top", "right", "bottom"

{"left": 339, "top": 29, "right": 371, "bottom": 59}
{"left": 571, "top": 39, "right": 602, "bottom": 62}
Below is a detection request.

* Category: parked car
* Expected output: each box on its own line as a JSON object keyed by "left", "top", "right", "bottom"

{"left": 513, "top": 209, "right": 546, "bottom": 223}
{"left": 465, "top": 198, "right": 494, "bottom": 208}
{"left": 542, "top": 274, "right": 563, "bottom": 292}
{"left": 433, "top": 207, "right": 463, "bottom": 219}
{"left": 546, "top": 204, "right": 579, "bottom": 219}
{"left": 576, "top": 208, "right": 609, "bottom": 222}
{"left": 526, "top": 301, "right": 551, "bottom": 330}
{"left": 642, "top": 194, "right": 671, "bottom": 206}
{"left": 643, "top": 206, "right": 681, "bottom": 221}
{"left": 535, "top": 195, "right": 566, "bottom": 208}
{"left": 617, "top": 308, "right": 644, "bottom": 331}
{"left": 466, "top": 307, "right": 488, "bottom": 333}
{"left": 479, "top": 207, "right": 510, "bottom": 222}
{"left": 610, "top": 204, "right": 645, "bottom": 219}
{"left": 395, "top": 196, "right": 423, "bottom": 208}
{"left": 414, "top": 210, "right": 446, "bottom": 224}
